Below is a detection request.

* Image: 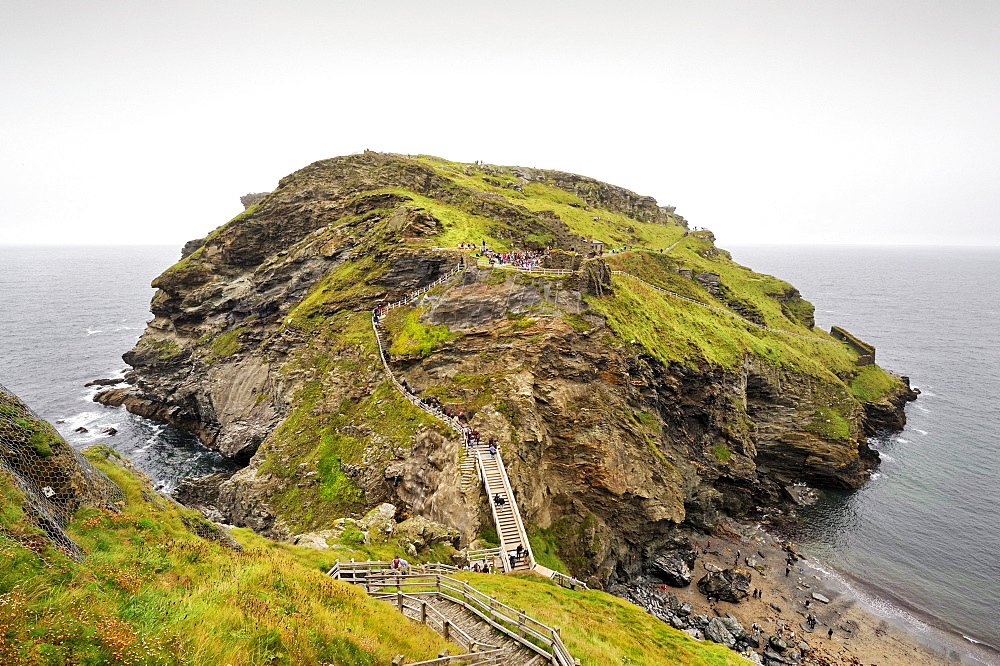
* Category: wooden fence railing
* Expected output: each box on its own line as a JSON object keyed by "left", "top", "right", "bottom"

{"left": 478, "top": 450, "right": 536, "bottom": 572}
{"left": 383, "top": 588, "right": 499, "bottom": 655}
{"left": 330, "top": 563, "right": 578, "bottom": 666}
{"left": 549, "top": 571, "right": 588, "bottom": 591}
{"left": 406, "top": 648, "right": 506, "bottom": 665}
{"left": 465, "top": 547, "right": 503, "bottom": 562}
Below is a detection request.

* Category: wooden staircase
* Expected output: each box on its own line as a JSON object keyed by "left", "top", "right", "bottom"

{"left": 371, "top": 263, "right": 534, "bottom": 574}
{"left": 423, "top": 597, "right": 546, "bottom": 666}
{"left": 328, "top": 563, "right": 577, "bottom": 665}
{"left": 475, "top": 444, "right": 534, "bottom": 572}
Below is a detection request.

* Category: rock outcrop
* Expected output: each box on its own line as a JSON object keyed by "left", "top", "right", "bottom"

{"left": 98, "top": 152, "right": 915, "bottom": 587}
{"left": 697, "top": 568, "right": 752, "bottom": 603}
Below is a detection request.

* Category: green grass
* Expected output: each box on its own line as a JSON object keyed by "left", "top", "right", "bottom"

{"left": 594, "top": 251, "right": 869, "bottom": 381}
{"left": 286, "top": 255, "right": 387, "bottom": 330}
{"left": 507, "top": 311, "right": 537, "bottom": 331}
{"left": 526, "top": 526, "right": 570, "bottom": 574}
{"left": 0, "top": 448, "right": 745, "bottom": 666}
{"left": 848, "top": 365, "right": 904, "bottom": 402}
{"left": 0, "top": 449, "right": 458, "bottom": 666}
{"left": 148, "top": 338, "right": 180, "bottom": 359}
{"left": 478, "top": 528, "right": 500, "bottom": 547}
{"left": 386, "top": 307, "right": 458, "bottom": 357}
{"left": 519, "top": 182, "right": 687, "bottom": 250}
{"left": 451, "top": 572, "right": 745, "bottom": 666}
{"left": 563, "top": 312, "right": 595, "bottom": 332}
{"left": 0, "top": 394, "right": 68, "bottom": 460}
{"left": 257, "top": 311, "right": 451, "bottom": 532}
{"left": 211, "top": 327, "right": 245, "bottom": 357}
{"left": 806, "top": 405, "right": 853, "bottom": 441}
{"left": 712, "top": 445, "right": 732, "bottom": 463}
{"left": 407, "top": 156, "right": 689, "bottom": 252}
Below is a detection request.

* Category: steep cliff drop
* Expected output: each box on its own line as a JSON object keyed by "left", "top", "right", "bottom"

{"left": 97, "top": 151, "right": 916, "bottom": 587}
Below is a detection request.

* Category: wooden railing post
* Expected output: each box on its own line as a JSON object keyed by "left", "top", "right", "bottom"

{"left": 397, "top": 590, "right": 404, "bottom": 612}
{"left": 420, "top": 600, "right": 427, "bottom": 624}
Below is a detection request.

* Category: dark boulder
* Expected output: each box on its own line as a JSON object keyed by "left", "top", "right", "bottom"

{"left": 696, "top": 568, "right": 751, "bottom": 603}
{"left": 704, "top": 617, "right": 736, "bottom": 648}
{"left": 720, "top": 615, "right": 747, "bottom": 640}
{"left": 769, "top": 635, "right": 791, "bottom": 652}
{"left": 651, "top": 551, "right": 693, "bottom": 587}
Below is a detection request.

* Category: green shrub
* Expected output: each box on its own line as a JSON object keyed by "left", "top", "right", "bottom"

{"left": 712, "top": 445, "right": 732, "bottom": 463}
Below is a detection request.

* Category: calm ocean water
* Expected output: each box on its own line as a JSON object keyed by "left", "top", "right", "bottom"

{"left": 1, "top": 244, "right": 997, "bottom": 660}
{"left": 0, "top": 246, "right": 234, "bottom": 491}
{"left": 730, "top": 245, "right": 1000, "bottom": 663}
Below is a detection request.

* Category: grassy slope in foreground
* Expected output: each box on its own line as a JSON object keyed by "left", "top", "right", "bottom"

{"left": 0, "top": 446, "right": 746, "bottom": 666}
{"left": 0, "top": 447, "right": 455, "bottom": 666}
{"left": 456, "top": 572, "right": 745, "bottom": 666}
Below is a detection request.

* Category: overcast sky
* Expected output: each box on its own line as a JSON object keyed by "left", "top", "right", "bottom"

{"left": 2, "top": 1, "right": 998, "bottom": 247}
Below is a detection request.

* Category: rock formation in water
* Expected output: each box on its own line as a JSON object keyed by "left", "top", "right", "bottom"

{"left": 97, "top": 151, "right": 916, "bottom": 585}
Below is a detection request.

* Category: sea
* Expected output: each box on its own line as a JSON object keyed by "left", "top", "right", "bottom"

{"left": 0, "top": 244, "right": 997, "bottom": 663}
{"left": 729, "top": 245, "right": 1000, "bottom": 665}
{"left": 0, "top": 245, "right": 235, "bottom": 491}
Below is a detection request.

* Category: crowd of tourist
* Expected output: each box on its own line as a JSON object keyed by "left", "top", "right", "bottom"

{"left": 456, "top": 242, "right": 550, "bottom": 270}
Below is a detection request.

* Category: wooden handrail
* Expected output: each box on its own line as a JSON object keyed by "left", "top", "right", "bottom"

{"left": 492, "top": 449, "right": 536, "bottom": 570}
{"left": 406, "top": 648, "right": 506, "bottom": 665}
{"left": 332, "top": 564, "right": 577, "bottom": 665}
{"left": 379, "top": 590, "right": 489, "bottom": 654}
{"left": 549, "top": 571, "right": 588, "bottom": 591}
{"left": 478, "top": 451, "right": 514, "bottom": 573}
{"left": 465, "top": 547, "right": 503, "bottom": 561}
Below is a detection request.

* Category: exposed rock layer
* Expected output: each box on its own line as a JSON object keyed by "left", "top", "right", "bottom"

{"left": 100, "top": 152, "right": 915, "bottom": 587}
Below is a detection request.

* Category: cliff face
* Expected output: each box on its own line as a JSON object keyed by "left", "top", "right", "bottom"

{"left": 101, "top": 152, "right": 915, "bottom": 584}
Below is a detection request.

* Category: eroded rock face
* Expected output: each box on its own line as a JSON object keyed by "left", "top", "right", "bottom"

{"left": 107, "top": 152, "right": 913, "bottom": 584}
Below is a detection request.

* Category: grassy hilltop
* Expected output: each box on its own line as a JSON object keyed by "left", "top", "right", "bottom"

{"left": 110, "top": 151, "right": 911, "bottom": 583}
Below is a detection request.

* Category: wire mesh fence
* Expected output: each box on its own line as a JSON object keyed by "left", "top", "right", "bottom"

{"left": 0, "top": 383, "right": 125, "bottom": 559}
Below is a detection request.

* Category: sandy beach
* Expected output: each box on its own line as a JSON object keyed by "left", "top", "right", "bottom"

{"left": 627, "top": 519, "right": 1000, "bottom": 665}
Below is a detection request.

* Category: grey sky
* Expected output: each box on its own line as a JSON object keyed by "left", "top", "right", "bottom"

{"left": 2, "top": 1, "right": 998, "bottom": 247}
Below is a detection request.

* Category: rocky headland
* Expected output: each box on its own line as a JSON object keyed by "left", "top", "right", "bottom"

{"left": 96, "top": 151, "right": 918, "bottom": 600}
